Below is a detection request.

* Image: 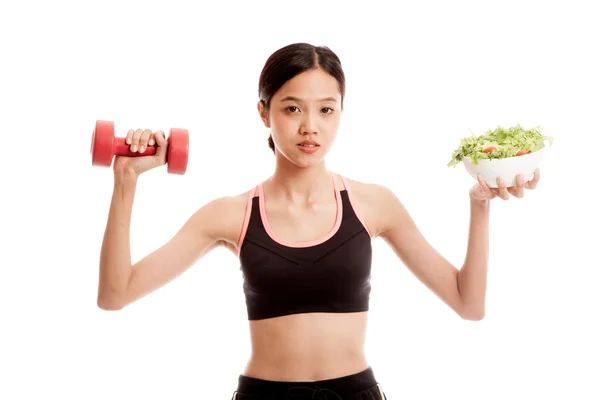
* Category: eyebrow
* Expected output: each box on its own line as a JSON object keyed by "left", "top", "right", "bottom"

{"left": 280, "top": 96, "right": 338, "bottom": 103}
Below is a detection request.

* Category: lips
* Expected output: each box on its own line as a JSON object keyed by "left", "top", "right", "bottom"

{"left": 297, "top": 140, "right": 320, "bottom": 154}
{"left": 297, "top": 140, "right": 319, "bottom": 148}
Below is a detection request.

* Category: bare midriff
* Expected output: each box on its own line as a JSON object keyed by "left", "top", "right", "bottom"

{"left": 243, "top": 311, "right": 369, "bottom": 382}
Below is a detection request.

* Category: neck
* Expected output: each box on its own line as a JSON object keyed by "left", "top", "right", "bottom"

{"left": 268, "top": 155, "right": 334, "bottom": 203}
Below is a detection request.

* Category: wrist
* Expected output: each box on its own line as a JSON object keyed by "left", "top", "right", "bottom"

{"left": 470, "top": 195, "right": 489, "bottom": 209}
{"left": 114, "top": 168, "right": 139, "bottom": 186}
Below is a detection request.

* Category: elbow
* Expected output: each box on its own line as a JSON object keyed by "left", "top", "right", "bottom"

{"left": 458, "top": 300, "right": 485, "bottom": 320}
{"left": 460, "top": 307, "right": 485, "bottom": 321}
{"left": 97, "top": 276, "right": 131, "bottom": 311}
{"left": 97, "top": 297, "right": 125, "bottom": 311}
{"left": 462, "top": 312, "right": 485, "bottom": 321}
{"left": 97, "top": 290, "right": 126, "bottom": 311}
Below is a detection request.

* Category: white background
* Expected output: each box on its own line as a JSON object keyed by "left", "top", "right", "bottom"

{"left": 1, "top": 0, "right": 599, "bottom": 399}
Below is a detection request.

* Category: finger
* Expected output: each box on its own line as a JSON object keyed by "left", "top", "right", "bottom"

{"left": 477, "top": 175, "right": 492, "bottom": 195}
{"left": 496, "top": 177, "right": 510, "bottom": 200}
{"left": 475, "top": 175, "right": 496, "bottom": 200}
{"left": 154, "top": 130, "right": 168, "bottom": 160}
{"left": 130, "top": 129, "right": 144, "bottom": 152}
{"left": 513, "top": 174, "right": 525, "bottom": 198}
{"left": 525, "top": 168, "right": 541, "bottom": 190}
{"left": 126, "top": 130, "right": 134, "bottom": 145}
{"left": 148, "top": 132, "right": 155, "bottom": 146}
{"left": 138, "top": 129, "right": 153, "bottom": 153}
{"left": 154, "top": 130, "right": 167, "bottom": 147}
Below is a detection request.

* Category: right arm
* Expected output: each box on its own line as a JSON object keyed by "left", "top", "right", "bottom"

{"left": 97, "top": 172, "right": 244, "bottom": 310}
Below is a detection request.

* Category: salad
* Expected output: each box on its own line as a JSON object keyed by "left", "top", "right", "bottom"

{"left": 447, "top": 124, "right": 553, "bottom": 167}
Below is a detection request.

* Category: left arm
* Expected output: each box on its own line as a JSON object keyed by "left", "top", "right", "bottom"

{"left": 373, "top": 186, "right": 489, "bottom": 320}
{"left": 369, "top": 170, "right": 540, "bottom": 320}
{"left": 456, "top": 198, "right": 490, "bottom": 319}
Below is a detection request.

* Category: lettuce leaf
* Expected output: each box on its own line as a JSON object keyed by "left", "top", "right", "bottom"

{"left": 447, "top": 124, "right": 553, "bottom": 167}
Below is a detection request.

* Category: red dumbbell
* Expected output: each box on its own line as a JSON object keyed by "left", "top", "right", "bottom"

{"left": 90, "top": 120, "right": 189, "bottom": 175}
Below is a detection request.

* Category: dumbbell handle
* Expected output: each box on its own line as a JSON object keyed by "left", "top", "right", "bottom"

{"left": 114, "top": 137, "right": 159, "bottom": 157}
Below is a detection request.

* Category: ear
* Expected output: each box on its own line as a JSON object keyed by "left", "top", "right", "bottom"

{"left": 257, "top": 100, "right": 270, "bottom": 128}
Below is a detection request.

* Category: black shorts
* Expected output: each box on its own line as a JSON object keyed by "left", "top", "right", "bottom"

{"left": 231, "top": 366, "right": 387, "bottom": 399}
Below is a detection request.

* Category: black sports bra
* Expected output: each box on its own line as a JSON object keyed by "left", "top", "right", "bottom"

{"left": 237, "top": 172, "right": 372, "bottom": 320}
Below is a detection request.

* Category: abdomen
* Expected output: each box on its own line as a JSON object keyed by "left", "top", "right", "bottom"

{"left": 244, "top": 311, "right": 369, "bottom": 381}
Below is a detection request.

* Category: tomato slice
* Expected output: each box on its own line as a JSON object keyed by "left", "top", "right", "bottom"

{"left": 516, "top": 150, "right": 532, "bottom": 156}
{"left": 483, "top": 146, "right": 498, "bottom": 153}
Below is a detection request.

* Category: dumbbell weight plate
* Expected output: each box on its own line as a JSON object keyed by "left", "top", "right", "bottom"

{"left": 91, "top": 120, "right": 116, "bottom": 167}
{"left": 167, "top": 128, "right": 189, "bottom": 175}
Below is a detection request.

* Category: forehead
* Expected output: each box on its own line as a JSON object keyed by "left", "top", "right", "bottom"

{"left": 274, "top": 68, "right": 341, "bottom": 101}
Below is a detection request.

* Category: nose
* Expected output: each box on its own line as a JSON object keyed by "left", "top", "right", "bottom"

{"left": 300, "top": 111, "right": 318, "bottom": 135}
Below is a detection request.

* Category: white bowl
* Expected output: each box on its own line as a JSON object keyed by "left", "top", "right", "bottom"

{"left": 463, "top": 147, "right": 547, "bottom": 188}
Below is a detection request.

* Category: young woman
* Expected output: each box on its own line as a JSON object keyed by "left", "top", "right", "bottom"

{"left": 96, "top": 43, "right": 541, "bottom": 399}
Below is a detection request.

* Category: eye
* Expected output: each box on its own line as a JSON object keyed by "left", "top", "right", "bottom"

{"left": 322, "top": 107, "right": 334, "bottom": 114}
{"left": 286, "top": 106, "right": 300, "bottom": 113}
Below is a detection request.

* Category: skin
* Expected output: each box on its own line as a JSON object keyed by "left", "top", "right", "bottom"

{"left": 97, "top": 67, "right": 541, "bottom": 383}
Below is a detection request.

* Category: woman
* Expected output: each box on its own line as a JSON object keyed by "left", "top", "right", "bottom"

{"left": 96, "top": 43, "right": 541, "bottom": 399}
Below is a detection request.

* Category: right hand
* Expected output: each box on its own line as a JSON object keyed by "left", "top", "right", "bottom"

{"left": 113, "top": 128, "right": 169, "bottom": 178}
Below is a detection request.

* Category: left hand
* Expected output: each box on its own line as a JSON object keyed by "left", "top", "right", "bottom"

{"left": 469, "top": 168, "right": 541, "bottom": 202}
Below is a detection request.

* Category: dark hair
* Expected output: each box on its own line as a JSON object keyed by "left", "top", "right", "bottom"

{"left": 258, "top": 43, "right": 346, "bottom": 153}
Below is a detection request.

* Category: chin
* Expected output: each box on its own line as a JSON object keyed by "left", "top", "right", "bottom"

{"left": 294, "top": 157, "right": 324, "bottom": 169}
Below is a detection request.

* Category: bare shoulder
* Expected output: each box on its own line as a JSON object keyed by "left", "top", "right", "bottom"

{"left": 339, "top": 176, "right": 403, "bottom": 238}
{"left": 200, "top": 187, "right": 255, "bottom": 251}
{"left": 340, "top": 176, "right": 396, "bottom": 203}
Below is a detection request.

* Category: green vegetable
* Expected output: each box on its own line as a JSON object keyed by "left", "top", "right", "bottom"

{"left": 447, "top": 124, "right": 553, "bottom": 167}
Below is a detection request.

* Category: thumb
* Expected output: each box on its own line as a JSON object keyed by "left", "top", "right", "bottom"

{"left": 153, "top": 130, "right": 169, "bottom": 163}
